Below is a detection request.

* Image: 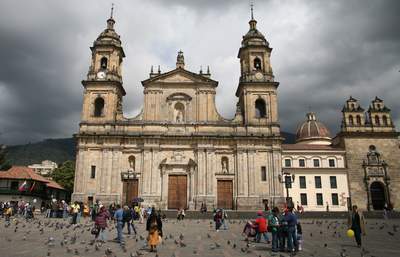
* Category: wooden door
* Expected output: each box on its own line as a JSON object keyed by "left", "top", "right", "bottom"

{"left": 123, "top": 179, "right": 138, "bottom": 205}
{"left": 168, "top": 175, "right": 187, "bottom": 209}
{"left": 217, "top": 180, "right": 233, "bottom": 210}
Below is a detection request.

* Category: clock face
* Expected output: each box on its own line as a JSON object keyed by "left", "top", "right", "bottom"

{"left": 255, "top": 72, "right": 263, "bottom": 80}
{"left": 97, "top": 71, "right": 106, "bottom": 79}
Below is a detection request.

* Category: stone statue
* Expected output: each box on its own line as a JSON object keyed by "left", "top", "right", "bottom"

{"left": 176, "top": 109, "right": 183, "bottom": 122}
{"left": 128, "top": 156, "right": 135, "bottom": 172}
{"left": 222, "top": 158, "right": 228, "bottom": 173}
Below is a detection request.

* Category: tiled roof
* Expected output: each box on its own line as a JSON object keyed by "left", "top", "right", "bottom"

{"left": 0, "top": 166, "right": 65, "bottom": 190}
{"left": 282, "top": 144, "right": 345, "bottom": 151}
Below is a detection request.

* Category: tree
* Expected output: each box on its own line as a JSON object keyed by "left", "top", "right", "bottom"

{"left": 51, "top": 160, "right": 75, "bottom": 192}
{"left": 0, "top": 145, "right": 11, "bottom": 171}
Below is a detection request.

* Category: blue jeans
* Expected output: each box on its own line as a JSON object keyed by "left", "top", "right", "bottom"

{"left": 287, "top": 226, "right": 297, "bottom": 252}
{"left": 116, "top": 221, "right": 124, "bottom": 244}
{"left": 271, "top": 231, "right": 279, "bottom": 251}
{"left": 256, "top": 231, "right": 270, "bottom": 242}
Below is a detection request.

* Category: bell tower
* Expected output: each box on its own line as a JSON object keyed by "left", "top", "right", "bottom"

{"left": 81, "top": 6, "right": 126, "bottom": 123}
{"left": 236, "top": 6, "right": 279, "bottom": 132}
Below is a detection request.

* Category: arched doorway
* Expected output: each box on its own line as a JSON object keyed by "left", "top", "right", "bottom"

{"left": 370, "top": 181, "right": 386, "bottom": 210}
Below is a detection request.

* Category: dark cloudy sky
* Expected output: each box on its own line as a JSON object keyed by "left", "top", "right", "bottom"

{"left": 0, "top": 0, "right": 399, "bottom": 145}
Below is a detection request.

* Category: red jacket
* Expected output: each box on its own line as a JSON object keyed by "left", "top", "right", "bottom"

{"left": 255, "top": 217, "right": 267, "bottom": 232}
{"left": 95, "top": 210, "right": 110, "bottom": 228}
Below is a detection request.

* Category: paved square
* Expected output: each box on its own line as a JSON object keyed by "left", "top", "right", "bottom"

{"left": 0, "top": 216, "right": 399, "bottom": 257}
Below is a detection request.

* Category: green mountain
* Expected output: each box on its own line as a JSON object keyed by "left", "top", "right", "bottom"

{"left": 6, "top": 138, "right": 76, "bottom": 166}
{"left": 5, "top": 132, "right": 296, "bottom": 166}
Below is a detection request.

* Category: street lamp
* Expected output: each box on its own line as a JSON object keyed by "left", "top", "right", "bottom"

{"left": 279, "top": 171, "right": 295, "bottom": 206}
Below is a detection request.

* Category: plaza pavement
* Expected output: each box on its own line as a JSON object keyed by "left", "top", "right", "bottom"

{"left": 0, "top": 215, "right": 399, "bottom": 257}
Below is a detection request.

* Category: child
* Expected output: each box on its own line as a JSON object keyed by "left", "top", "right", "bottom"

{"left": 296, "top": 222, "right": 303, "bottom": 251}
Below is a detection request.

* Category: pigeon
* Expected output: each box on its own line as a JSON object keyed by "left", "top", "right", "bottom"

{"left": 388, "top": 231, "right": 395, "bottom": 236}
{"left": 179, "top": 241, "right": 186, "bottom": 247}
{"left": 179, "top": 233, "right": 184, "bottom": 240}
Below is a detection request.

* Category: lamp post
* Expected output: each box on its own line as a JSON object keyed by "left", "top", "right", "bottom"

{"left": 279, "top": 171, "right": 295, "bottom": 206}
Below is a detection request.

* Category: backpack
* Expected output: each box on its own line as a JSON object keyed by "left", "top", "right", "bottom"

{"left": 123, "top": 209, "right": 132, "bottom": 221}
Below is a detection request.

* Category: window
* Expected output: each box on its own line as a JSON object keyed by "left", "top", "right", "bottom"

{"left": 261, "top": 166, "right": 267, "bottom": 181}
{"left": 316, "top": 193, "right": 323, "bottom": 205}
{"left": 90, "top": 166, "right": 96, "bottom": 179}
{"left": 315, "top": 176, "right": 322, "bottom": 188}
{"left": 375, "top": 115, "right": 380, "bottom": 126}
{"left": 300, "top": 193, "right": 308, "bottom": 205}
{"left": 254, "top": 57, "right": 262, "bottom": 70}
{"left": 328, "top": 159, "right": 335, "bottom": 167}
{"left": 331, "top": 193, "right": 339, "bottom": 205}
{"left": 299, "top": 159, "right": 305, "bottom": 167}
{"left": 348, "top": 115, "right": 354, "bottom": 126}
{"left": 284, "top": 159, "right": 291, "bottom": 167}
{"left": 356, "top": 115, "right": 361, "bottom": 125}
{"left": 255, "top": 99, "right": 266, "bottom": 118}
{"left": 94, "top": 97, "right": 105, "bottom": 117}
{"left": 100, "top": 57, "right": 108, "bottom": 69}
{"left": 313, "top": 159, "right": 320, "bottom": 167}
{"left": 330, "top": 176, "right": 337, "bottom": 189}
{"left": 299, "top": 176, "right": 306, "bottom": 189}
{"left": 383, "top": 115, "right": 388, "bottom": 126}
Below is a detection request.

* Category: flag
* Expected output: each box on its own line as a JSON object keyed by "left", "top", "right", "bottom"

{"left": 29, "top": 181, "right": 36, "bottom": 192}
{"left": 18, "top": 180, "right": 28, "bottom": 191}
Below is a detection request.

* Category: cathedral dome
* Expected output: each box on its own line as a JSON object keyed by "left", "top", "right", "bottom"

{"left": 296, "top": 112, "right": 332, "bottom": 145}
{"left": 94, "top": 17, "right": 122, "bottom": 48}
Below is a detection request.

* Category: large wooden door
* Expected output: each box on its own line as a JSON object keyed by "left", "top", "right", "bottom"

{"left": 123, "top": 179, "right": 138, "bottom": 205}
{"left": 217, "top": 180, "right": 233, "bottom": 209}
{"left": 168, "top": 175, "right": 187, "bottom": 209}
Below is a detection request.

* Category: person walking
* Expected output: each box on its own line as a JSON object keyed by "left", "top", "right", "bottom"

{"left": 254, "top": 211, "right": 270, "bottom": 243}
{"left": 146, "top": 207, "right": 163, "bottom": 252}
{"left": 122, "top": 205, "right": 137, "bottom": 235}
{"left": 70, "top": 201, "right": 80, "bottom": 224}
{"left": 348, "top": 205, "right": 366, "bottom": 247}
{"left": 113, "top": 204, "right": 124, "bottom": 245}
{"left": 94, "top": 206, "right": 110, "bottom": 243}
{"left": 222, "top": 209, "right": 229, "bottom": 230}
{"left": 214, "top": 209, "right": 223, "bottom": 231}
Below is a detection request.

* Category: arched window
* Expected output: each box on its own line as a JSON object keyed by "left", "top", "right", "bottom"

{"left": 254, "top": 57, "right": 262, "bottom": 70}
{"left": 356, "top": 115, "right": 361, "bottom": 126}
{"left": 348, "top": 115, "right": 354, "bottom": 126}
{"left": 174, "top": 102, "right": 185, "bottom": 122}
{"left": 375, "top": 115, "right": 380, "bottom": 126}
{"left": 382, "top": 115, "right": 388, "bottom": 126}
{"left": 94, "top": 97, "right": 105, "bottom": 117}
{"left": 255, "top": 98, "right": 266, "bottom": 118}
{"left": 100, "top": 57, "right": 108, "bottom": 69}
{"left": 351, "top": 103, "right": 355, "bottom": 110}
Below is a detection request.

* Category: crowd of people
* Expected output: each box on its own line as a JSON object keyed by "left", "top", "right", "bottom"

{"left": 0, "top": 198, "right": 372, "bottom": 254}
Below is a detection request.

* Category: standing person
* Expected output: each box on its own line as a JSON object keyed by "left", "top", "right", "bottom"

{"left": 326, "top": 202, "right": 330, "bottom": 212}
{"left": 347, "top": 205, "right": 366, "bottom": 247}
{"left": 270, "top": 207, "right": 280, "bottom": 252}
{"left": 214, "top": 209, "right": 223, "bottom": 232}
{"left": 62, "top": 200, "right": 68, "bottom": 219}
{"left": 284, "top": 206, "right": 298, "bottom": 253}
{"left": 146, "top": 207, "right": 163, "bottom": 252}
{"left": 122, "top": 205, "right": 137, "bottom": 235}
{"left": 94, "top": 206, "right": 110, "bottom": 243}
{"left": 222, "top": 209, "right": 229, "bottom": 230}
{"left": 70, "top": 201, "right": 80, "bottom": 224}
{"left": 254, "top": 211, "right": 270, "bottom": 243}
{"left": 296, "top": 222, "right": 303, "bottom": 251}
{"left": 113, "top": 204, "right": 124, "bottom": 245}
{"left": 278, "top": 209, "right": 287, "bottom": 252}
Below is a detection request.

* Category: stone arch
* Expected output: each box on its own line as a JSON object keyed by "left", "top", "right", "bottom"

{"left": 100, "top": 57, "right": 108, "bottom": 69}
{"left": 255, "top": 98, "right": 266, "bottom": 118}
{"left": 348, "top": 115, "right": 354, "bottom": 126}
{"left": 254, "top": 57, "right": 262, "bottom": 70}
{"left": 174, "top": 102, "right": 185, "bottom": 122}
{"left": 382, "top": 115, "right": 388, "bottom": 126}
{"left": 94, "top": 97, "right": 105, "bottom": 117}
{"left": 356, "top": 115, "right": 361, "bottom": 125}
{"left": 375, "top": 115, "right": 380, "bottom": 126}
{"left": 370, "top": 181, "right": 386, "bottom": 210}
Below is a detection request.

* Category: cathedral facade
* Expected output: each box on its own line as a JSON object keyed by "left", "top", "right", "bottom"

{"left": 72, "top": 14, "right": 284, "bottom": 210}
{"left": 72, "top": 13, "right": 400, "bottom": 211}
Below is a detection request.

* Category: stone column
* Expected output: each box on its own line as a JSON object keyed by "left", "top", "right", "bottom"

{"left": 236, "top": 150, "right": 244, "bottom": 196}
{"left": 248, "top": 150, "right": 256, "bottom": 196}
{"left": 197, "top": 149, "right": 206, "bottom": 195}
{"left": 142, "top": 149, "right": 152, "bottom": 195}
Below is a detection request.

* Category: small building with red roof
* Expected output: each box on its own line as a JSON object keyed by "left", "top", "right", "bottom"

{"left": 0, "top": 166, "right": 68, "bottom": 207}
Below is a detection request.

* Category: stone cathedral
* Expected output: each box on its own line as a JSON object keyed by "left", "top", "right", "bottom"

{"left": 72, "top": 13, "right": 284, "bottom": 210}
{"left": 72, "top": 12, "right": 400, "bottom": 211}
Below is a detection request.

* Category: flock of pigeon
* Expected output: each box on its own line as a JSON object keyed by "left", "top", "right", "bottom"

{"left": 0, "top": 215, "right": 399, "bottom": 257}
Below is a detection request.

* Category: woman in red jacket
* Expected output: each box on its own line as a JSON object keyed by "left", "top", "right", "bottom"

{"left": 95, "top": 206, "right": 110, "bottom": 242}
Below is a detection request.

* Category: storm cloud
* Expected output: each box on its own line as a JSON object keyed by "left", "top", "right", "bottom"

{"left": 0, "top": 0, "right": 399, "bottom": 145}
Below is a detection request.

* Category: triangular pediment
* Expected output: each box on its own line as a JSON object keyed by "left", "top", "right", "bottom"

{"left": 142, "top": 68, "right": 218, "bottom": 86}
